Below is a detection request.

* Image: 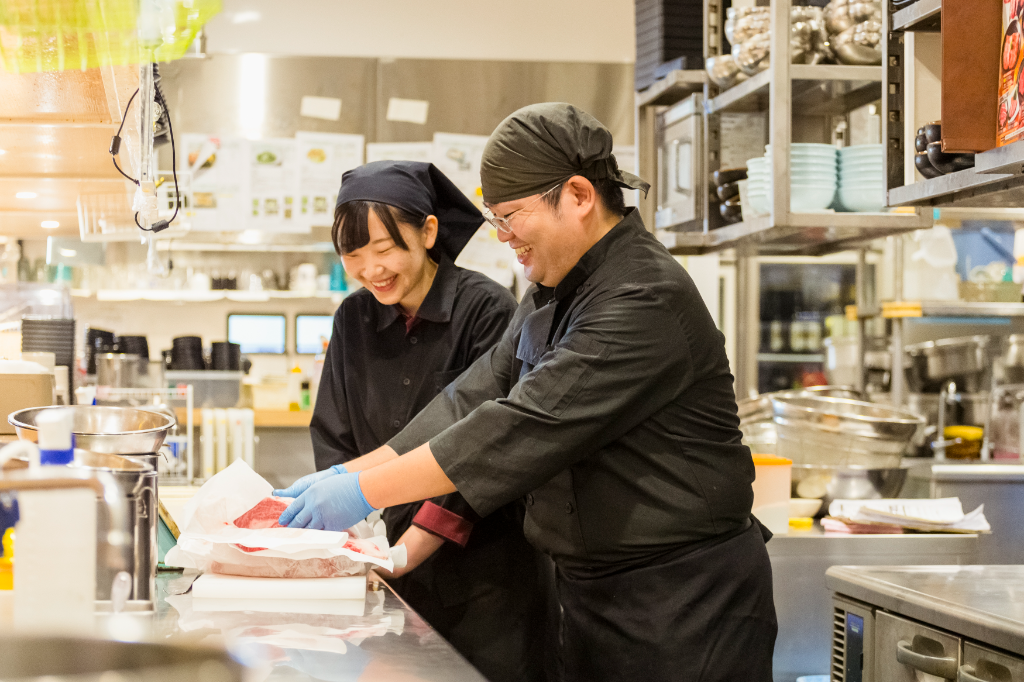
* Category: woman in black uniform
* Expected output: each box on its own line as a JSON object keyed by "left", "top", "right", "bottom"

{"left": 275, "top": 160, "right": 545, "bottom": 682}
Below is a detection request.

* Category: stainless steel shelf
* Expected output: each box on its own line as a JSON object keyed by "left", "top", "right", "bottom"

{"left": 704, "top": 65, "right": 882, "bottom": 115}
{"left": 975, "top": 140, "right": 1024, "bottom": 176}
{"left": 757, "top": 353, "right": 825, "bottom": 363}
{"left": 657, "top": 210, "right": 930, "bottom": 256}
{"left": 920, "top": 301, "right": 1024, "bottom": 317}
{"left": 892, "top": 0, "right": 941, "bottom": 32}
{"left": 636, "top": 70, "right": 706, "bottom": 108}
{"left": 886, "top": 165, "right": 1024, "bottom": 208}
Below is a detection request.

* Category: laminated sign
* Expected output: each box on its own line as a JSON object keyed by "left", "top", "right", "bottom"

{"left": 998, "top": 0, "right": 1024, "bottom": 146}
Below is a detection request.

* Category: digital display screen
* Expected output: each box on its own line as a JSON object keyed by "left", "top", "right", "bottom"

{"left": 295, "top": 314, "right": 334, "bottom": 354}
{"left": 227, "top": 314, "right": 286, "bottom": 354}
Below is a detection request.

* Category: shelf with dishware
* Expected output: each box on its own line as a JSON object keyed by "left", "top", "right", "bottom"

{"left": 891, "top": 0, "right": 941, "bottom": 32}
{"left": 887, "top": 132, "right": 1024, "bottom": 208}
{"left": 704, "top": 64, "right": 885, "bottom": 116}
{"left": 658, "top": 209, "right": 930, "bottom": 256}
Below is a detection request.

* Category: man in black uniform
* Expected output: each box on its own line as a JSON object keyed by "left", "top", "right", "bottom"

{"left": 277, "top": 102, "right": 778, "bottom": 682}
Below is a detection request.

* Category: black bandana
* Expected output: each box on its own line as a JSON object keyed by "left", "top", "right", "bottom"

{"left": 480, "top": 102, "right": 650, "bottom": 204}
{"left": 336, "top": 161, "right": 483, "bottom": 261}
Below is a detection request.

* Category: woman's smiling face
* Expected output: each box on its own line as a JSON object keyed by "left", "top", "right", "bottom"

{"left": 340, "top": 208, "right": 439, "bottom": 314}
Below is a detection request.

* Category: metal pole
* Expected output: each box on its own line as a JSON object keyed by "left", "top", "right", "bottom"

{"left": 735, "top": 251, "right": 761, "bottom": 399}
{"left": 891, "top": 236, "right": 906, "bottom": 408}
{"left": 768, "top": 0, "right": 792, "bottom": 227}
{"left": 855, "top": 248, "right": 868, "bottom": 394}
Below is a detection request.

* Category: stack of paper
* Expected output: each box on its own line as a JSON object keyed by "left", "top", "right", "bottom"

{"left": 827, "top": 498, "right": 991, "bottom": 533}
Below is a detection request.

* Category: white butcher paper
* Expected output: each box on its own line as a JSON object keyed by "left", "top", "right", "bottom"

{"left": 165, "top": 460, "right": 399, "bottom": 574}
{"left": 192, "top": 573, "right": 367, "bottom": 600}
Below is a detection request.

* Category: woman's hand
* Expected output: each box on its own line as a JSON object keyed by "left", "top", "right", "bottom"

{"left": 376, "top": 526, "right": 445, "bottom": 579}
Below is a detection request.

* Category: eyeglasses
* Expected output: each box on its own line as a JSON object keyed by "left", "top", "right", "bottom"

{"left": 481, "top": 184, "right": 561, "bottom": 235}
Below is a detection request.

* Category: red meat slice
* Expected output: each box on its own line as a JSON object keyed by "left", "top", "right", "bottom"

{"left": 233, "top": 496, "right": 291, "bottom": 529}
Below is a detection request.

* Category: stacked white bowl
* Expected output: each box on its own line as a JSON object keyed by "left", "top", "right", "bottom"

{"left": 837, "top": 144, "right": 884, "bottom": 212}
{"left": 745, "top": 143, "right": 838, "bottom": 215}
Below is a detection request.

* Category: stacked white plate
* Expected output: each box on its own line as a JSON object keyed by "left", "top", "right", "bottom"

{"left": 837, "top": 144, "right": 884, "bottom": 212}
{"left": 746, "top": 143, "right": 838, "bottom": 215}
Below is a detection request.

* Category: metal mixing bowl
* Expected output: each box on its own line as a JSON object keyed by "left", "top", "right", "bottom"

{"left": 9, "top": 405, "right": 174, "bottom": 455}
{"left": 791, "top": 464, "right": 908, "bottom": 513}
{"left": 771, "top": 395, "right": 923, "bottom": 468}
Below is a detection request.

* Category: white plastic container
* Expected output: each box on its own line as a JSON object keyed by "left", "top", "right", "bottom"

{"left": 751, "top": 455, "right": 793, "bottom": 535}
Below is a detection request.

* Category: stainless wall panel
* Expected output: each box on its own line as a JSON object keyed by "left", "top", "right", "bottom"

{"left": 158, "top": 55, "right": 378, "bottom": 139}
{"left": 376, "top": 59, "right": 634, "bottom": 143}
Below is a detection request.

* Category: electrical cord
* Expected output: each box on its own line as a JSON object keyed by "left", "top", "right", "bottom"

{"left": 109, "top": 65, "right": 180, "bottom": 233}
{"left": 110, "top": 88, "right": 140, "bottom": 186}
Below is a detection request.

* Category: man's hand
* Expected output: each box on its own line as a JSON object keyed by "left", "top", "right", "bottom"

{"left": 375, "top": 526, "right": 445, "bottom": 579}
{"left": 278, "top": 470, "right": 376, "bottom": 531}
{"left": 273, "top": 463, "right": 347, "bottom": 499}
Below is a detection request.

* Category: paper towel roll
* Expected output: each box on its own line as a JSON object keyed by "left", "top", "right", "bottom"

{"left": 192, "top": 573, "right": 367, "bottom": 600}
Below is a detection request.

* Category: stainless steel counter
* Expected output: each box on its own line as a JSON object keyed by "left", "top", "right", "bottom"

{"left": 904, "top": 461, "right": 1024, "bottom": 564}
{"left": 826, "top": 564, "right": 1024, "bottom": 657}
{"left": 132, "top": 571, "right": 487, "bottom": 682}
{"left": 768, "top": 524, "right": 979, "bottom": 682}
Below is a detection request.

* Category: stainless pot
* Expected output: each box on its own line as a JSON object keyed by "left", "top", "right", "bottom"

{"left": 10, "top": 405, "right": 174, "bottom": 455}
{"left": 0, "top": 634, "right": 247, "bottom": 681}
{"left": 76, "top": 450, "right": 159, "bottom": 603}
{"left": 905, "top": 335, "right": 991, "bottom": 393}
{"left": 96, "top": 352, "right": 141, "bottom": 388}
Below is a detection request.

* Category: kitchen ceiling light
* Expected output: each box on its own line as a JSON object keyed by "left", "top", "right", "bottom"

{"left": 16, "top": 192, "right": 37, "bottom": 199}
{"left": 40, "top": 221, "right": 59, "bottom": 229}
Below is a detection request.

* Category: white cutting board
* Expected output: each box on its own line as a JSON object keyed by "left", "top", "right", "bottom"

{"left": 192, "top": 573, "right": 367, "bottom": 600}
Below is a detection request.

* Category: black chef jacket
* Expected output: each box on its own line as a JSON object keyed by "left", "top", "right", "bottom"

{"left": 387, "top": 209, "right": 776, "bottom": 682}
{"left": 311, "top": 256, "right": 548, "bottom": 682}
{"left": 387, "top": 208, "right": 756, "bottom": 573}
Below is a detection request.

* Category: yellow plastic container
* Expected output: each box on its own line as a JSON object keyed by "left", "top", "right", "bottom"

{"left": 0, "top": 528, "right": 14, "bottom": 590}
{"left": 944, "top": 425, "right": 984, "bottom": 460}
{"left": 751, "top": 455, "right": 793, "bottom": 536}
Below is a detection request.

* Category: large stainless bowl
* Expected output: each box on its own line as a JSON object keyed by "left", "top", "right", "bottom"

{"left": 0, "top": 634, "right": 247, "bottom": 681}
{"left": 739, "top": 386, "right": 862, "bottom": 424}
{"left": 791, "top": 464, "right": 908, "bottom": 513}
{"left": 9, "top": 405, "right": 174, "bottom": 454}
{"left": 771, "top": 395, "right": 924, "bottom": 467}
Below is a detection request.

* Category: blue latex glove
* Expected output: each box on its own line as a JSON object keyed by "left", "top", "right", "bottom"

{"left": 277, "top": 470, "right": 376, "bottom": 531}
{"left": 273, "top": 463, "right": 347, "bottom": 499}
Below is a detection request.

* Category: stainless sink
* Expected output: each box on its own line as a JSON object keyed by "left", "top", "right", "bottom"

{"left": 0, "top": 634, "right": 248, "bottom": 681}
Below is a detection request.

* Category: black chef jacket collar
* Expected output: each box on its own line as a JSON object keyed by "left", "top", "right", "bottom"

{"left": 376, "top": 255, "right": 460, "bottom": 332}
{"left": 532, "top": 207, "right": 642, "bottom": 308}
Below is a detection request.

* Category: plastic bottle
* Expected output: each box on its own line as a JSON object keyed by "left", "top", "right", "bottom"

{"left": 288, "top": 366, "right": 303, "bottom": 411}
{"left": 300, "top": 380, "right": 311, "bottom": 411}
{"left": 0, "top": 528, "right": 13, "bottom": 590}
{"left": 36, "top": 409, "right": 74, "bottom": 465}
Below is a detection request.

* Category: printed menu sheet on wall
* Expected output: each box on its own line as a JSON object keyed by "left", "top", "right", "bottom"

{"left": 181, "top": 134, "right": 248, "bottom": 232}
{"left": 248, "top": 138, "right": 302, "bottom": 232}
{"left": 296, "top": 132, "right": 365, "bottom": 229}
